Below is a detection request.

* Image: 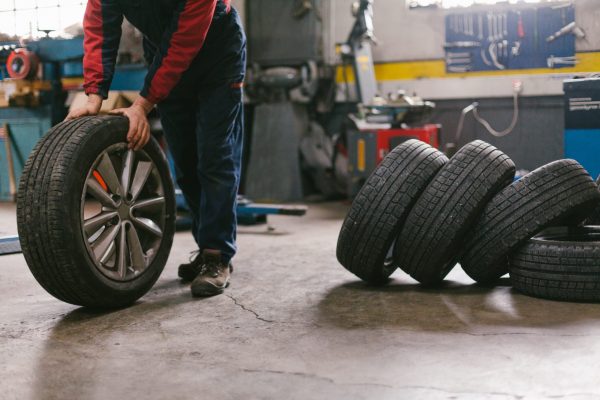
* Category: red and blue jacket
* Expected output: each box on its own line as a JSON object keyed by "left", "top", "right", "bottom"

{"left": 83, "top": 0, "right": 231, "bottom": 104}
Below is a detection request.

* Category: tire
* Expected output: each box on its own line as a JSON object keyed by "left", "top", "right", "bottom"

{"left": 17, "top": 116, "right": 176, "bottom": 309}
{"left": 510, "top": 226, "right": 600, "bottom": 302}
{"left": 336, "top": 139, "right": 448, "bottom": 284}
{"left": 393, "top": 140, "right": 515, "bottom": 285}
{"left": 460, "top": 159, "right": 600, "bottom": 285}
{"left": 585, "top": 175, "right": 600, "bottom": 225}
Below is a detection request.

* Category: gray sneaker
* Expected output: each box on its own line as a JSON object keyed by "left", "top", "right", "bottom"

{"left": 191, "top": 249, "right": 232, "bottom": 297}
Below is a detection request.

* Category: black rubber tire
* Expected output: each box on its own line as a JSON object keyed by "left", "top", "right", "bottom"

{"left": 460, "top": 159, "right": 600, "bottom": 285}
{"left": 510, "top": 226, "right": 600, "bottom": 302}
{"left": 585, "top": 175, "right": 600, "bottom": 225}
{"left": 393, "top": 140, "right": 515, "bottom": 285}
{"left": 16, "top": 116, "right": 176, "bottom": 309}
{"left": 336, "top": 139, "right": 448, "bottom": 284}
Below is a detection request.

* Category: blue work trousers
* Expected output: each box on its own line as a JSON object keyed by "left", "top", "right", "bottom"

{"left": 157, "top": 5, "right": 246, "bottom": 263}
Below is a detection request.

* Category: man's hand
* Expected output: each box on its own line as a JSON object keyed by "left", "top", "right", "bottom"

{"left": 110, "top": 97, "right": 155, "bottom": 151}
{"left": 65, "top": 94, "right": 103, "bottom": 120}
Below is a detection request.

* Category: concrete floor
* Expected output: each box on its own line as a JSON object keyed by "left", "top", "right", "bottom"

{"left": 2, "top": 202, "right": 600, "bottom": 400}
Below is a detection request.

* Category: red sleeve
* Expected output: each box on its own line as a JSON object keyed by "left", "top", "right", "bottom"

{"left": 141, "top": 0, "right": 218, "bottom": 104}
{"left": 83, "top": 0, "right": 123, "bottom": 99}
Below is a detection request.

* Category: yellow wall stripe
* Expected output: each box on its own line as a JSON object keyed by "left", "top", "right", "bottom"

{"left": 337, "top": 51, "right": 600, "bottom": 82}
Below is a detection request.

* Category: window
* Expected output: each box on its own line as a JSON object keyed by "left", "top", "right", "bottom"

{"left": 0, "top": 0, "right": 87, "bottom": 38}
{"left": 408, "top": 0, "right": 565, "bottom": 9}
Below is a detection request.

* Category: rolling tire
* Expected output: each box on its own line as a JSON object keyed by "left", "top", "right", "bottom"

{"left": 460, "top": 159, "right": 600, "bottom": 285}
{"left": 585, "top": 175, "right": 600, "bottom": 225}
{"left": 393, "top": 140, "right": 515, "bottom": 285}
{"left": 510, "top": 226, "right": 600, "bottom": 302}
{"left": 17, "top": 116, "right": 176, "bottom": 309}
{"left": 336, "top": 140, "right": 448, "bottom": 284}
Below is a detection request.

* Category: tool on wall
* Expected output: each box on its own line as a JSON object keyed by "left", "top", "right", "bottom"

{"left": 547, "top": 55, "right": 578, "bottom": 68}
{"left": 546, "top": 21, "right": 586, "bottom": 42}
{"left": 446, "top": 4, "right": 577, "bottom": 72}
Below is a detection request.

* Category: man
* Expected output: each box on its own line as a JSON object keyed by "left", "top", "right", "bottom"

{"left": 67, "top": 0, "right": 246, "bottom": 297}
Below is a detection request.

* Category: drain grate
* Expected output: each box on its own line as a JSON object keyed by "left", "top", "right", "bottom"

{"left": 0, "top": 236, "right": 21, "bottom": 256}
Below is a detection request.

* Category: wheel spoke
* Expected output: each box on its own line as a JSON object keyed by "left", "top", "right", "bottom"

{"left": 121, "top": 150, "right": 135, "bottom": 198}
{"left": 99, "top": 239, "right": 116, "bottom": 265}
{"left": 92, "top": 224, "right": 120, "bottom": 261}
{"left": 133, "top": 217, "right": 163, "bottom": 238}
{"left": 127, "top": 224, "right": 146, "bottom": 271}
{"left": 97, "top": 152, "right": 123, "bottom": 196}
{"left": 117, "top": 223, "right": 128, "bottom": 279}
{"left": 87, "top": 179, "right": 117, "bottom": 208}
{"left": 132, "top": 196, "right": 165, "bottom": 213}
{"left": 130, "top": 161, "right": 153, "bottom": 202}
{"left": 84, "top": 211, "right": 118, "bottom": 236}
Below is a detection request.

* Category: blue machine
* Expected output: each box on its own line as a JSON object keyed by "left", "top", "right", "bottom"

{"left": 564, "top": 77, "right": 600, "bottom": 179}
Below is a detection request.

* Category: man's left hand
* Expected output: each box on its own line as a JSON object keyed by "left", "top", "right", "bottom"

{"left": 110, "top": 97, "right": 155, "bottom": 151}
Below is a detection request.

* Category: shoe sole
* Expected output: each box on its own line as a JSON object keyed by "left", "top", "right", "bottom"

{"left": 191, "top": 281, "right": 230, "bottom": 297}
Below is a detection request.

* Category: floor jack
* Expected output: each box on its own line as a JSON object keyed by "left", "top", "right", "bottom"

{"left": 163, "top": 142, "right": 307, "bottom": 231}
{"left": 175, "top": 191, "right": 308, "bottom": 230}
{"left": 0, "top": 236, "right": 20, "bottom": 256}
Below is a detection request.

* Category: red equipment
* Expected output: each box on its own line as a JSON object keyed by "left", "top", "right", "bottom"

{"left": 6, "top": 48, "right": 39, "bottom": 80}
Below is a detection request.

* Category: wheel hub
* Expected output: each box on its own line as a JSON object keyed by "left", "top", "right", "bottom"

{"left": 81, "top": 145, "right": 166, "bottom": 282}
{"left": 117, "top": 202, "right": 131, "bottom": 221}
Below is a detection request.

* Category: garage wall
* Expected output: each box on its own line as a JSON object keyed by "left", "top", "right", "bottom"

{"left": 241, "top": 1, "right": 596, "bottom": 170}
{"left": 324, "top": 0, "right": 598, "bottom": 169}
{"left": 331, "top": 0, "right": 600, "bottom": 63}
{"left": 329, "top": 0, "right": 600, "bottom": 99}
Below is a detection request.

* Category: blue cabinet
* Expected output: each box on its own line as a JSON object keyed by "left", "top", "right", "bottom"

{"left": 564, "top": 78, "right": 600, "bottom": 180}
{"left": 0, "top": 107, "right": 51, "bottom": 201}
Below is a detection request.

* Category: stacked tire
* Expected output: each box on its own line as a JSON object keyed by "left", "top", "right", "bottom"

{"left": 337, "top": 140, "right": 600, "bottom": 303}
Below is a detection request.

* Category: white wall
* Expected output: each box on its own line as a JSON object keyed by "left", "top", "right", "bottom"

{"left": 330, "top": 0, "right": 600, "bottom": 63}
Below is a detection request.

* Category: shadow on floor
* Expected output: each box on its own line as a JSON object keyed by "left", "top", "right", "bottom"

{"left": 316, "top": 279, "right": 600, "bottom": 332}
{"left": 29, "top": 278, "right": 212, "bottom": 399}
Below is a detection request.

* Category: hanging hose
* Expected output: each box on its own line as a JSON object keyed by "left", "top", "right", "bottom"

{"left": 455, "top": 88, "right": 520, "bottom": 142}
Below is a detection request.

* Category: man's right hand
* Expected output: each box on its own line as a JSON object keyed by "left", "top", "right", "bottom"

{"left": 65, "top": 93, "right": 103, "bottom": 120}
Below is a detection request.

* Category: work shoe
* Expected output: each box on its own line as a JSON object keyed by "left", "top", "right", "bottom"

{"left": 178, "top": 250, "right": 203, "bottom": 282}
{"left": 191, "top": 250, "right": 233, "bottom": 297}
